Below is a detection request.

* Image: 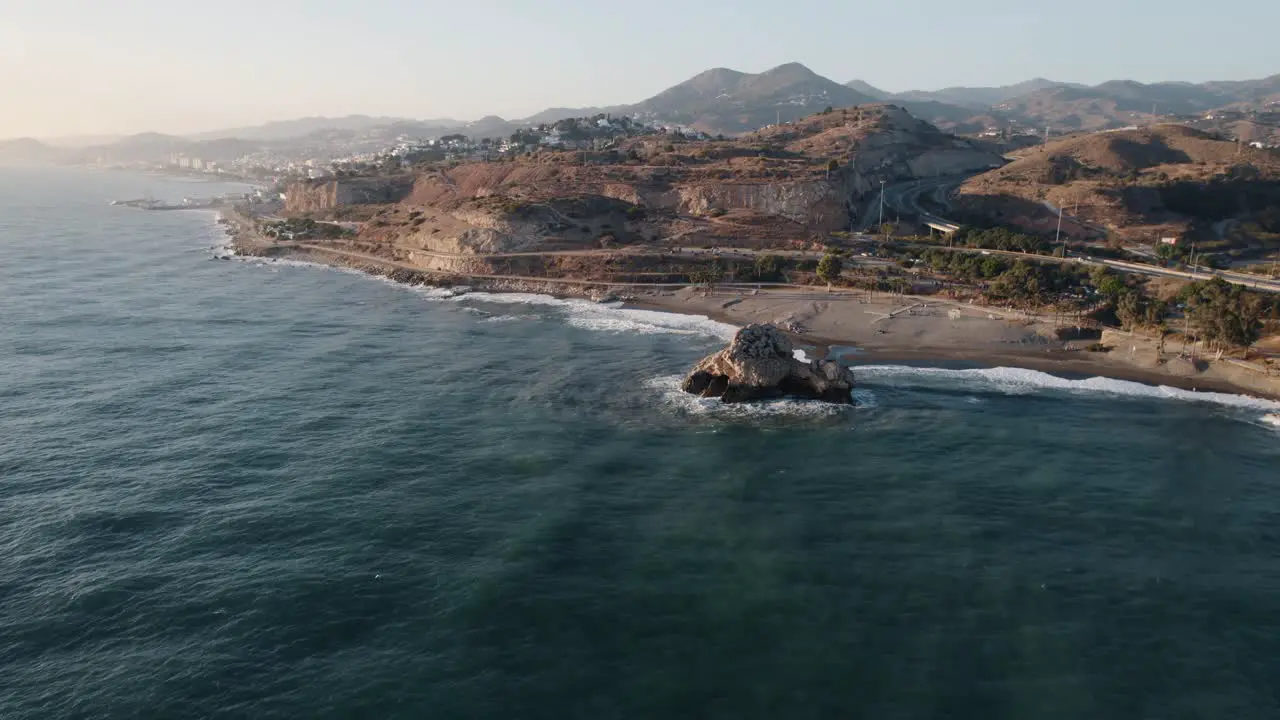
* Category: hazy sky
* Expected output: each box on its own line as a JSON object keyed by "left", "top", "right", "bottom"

{"left": 3, "top": 0, "right": 1278, "bottom": 139}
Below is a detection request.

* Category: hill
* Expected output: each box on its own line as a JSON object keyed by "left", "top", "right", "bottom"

{"left": 520, "top": 107, "right": 614, "bottom": 126}
{"left": 462, "top": 116, "right": 519, "bottom": 139}
{"left": 834, "top": 74, "right": 1280, "bottom": 135}
{"left": 279, "top": 105, "right": 1003, "bottom": 263}
{"left": 957, "top": 125, "right": 1280, "bottom": 244}
{"left": 621, "top": 62, "right": 878, "bottom": 135}
{"left": 843, "top": 80, "right": 890, "bottom": 100}
{"left": 188, "top": 115, "right": 437, "bottom": 142}
{"left": 996, "top": 75, "right": 1280, "bottom": 131}
{"left": 0, "top": 138, "right": 62, "bottom": 165}
{"left": 896, "top": 78, "right": 1077, "bottom": 109}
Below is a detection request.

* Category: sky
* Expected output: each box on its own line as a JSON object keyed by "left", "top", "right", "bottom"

{"left": 3, "top": 0, "right": 1278, "bottom": 139}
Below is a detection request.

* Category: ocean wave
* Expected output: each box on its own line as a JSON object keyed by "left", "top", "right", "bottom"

{"left": 453, "top": 292, "right": 738, "bottom": 340}
{"left": 850, "top": 389, "right": 880, "bottom": 409}
{"left": 644, "top": 374, "right": 852, "bottom": 419}
{"left": 218, "top": 248, "right": 735, "bottom": 339}
{"left": 855, "top": 365, "right": 1280, "bottom": 413}
{"left": 1262, "top": 414, "right": 1280, "bottom": 429}
{"left": 481, "top": 314, "right": 535, "bottom": 324}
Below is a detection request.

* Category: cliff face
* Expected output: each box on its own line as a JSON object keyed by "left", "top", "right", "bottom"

{"left": 284, "top": 177, "right": 414, "bottom": 213}
{"left": 675, "top": 180, "right": 849, "bottom": 230}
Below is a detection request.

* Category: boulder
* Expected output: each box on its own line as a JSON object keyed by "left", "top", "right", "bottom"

{"left": 681, "top": 324, "right": 855, "bottom": 404}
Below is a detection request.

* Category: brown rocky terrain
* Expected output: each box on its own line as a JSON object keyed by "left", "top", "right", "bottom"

{"left": 956, "top": 125, "right": 1280, "bottom": 244}
{"left": 280, "top": 105, "right": 1004, "bottom": 280}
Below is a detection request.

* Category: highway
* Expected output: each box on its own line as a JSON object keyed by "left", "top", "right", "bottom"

{"left": 867, "top": 175, "right": 1280, "bottom": 293}
{"left": 860, "top": 175, "right": 968, "bottom": 232}
{"left": 387, "top": 235, "right": 1280, "bottom": 293}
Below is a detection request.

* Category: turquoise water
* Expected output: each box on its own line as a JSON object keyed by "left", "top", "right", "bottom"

{"left": 3, "top": 167, "right": 1280, "bottom": 719}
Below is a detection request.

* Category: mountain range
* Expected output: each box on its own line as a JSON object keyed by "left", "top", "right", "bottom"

{"left": 845, "top": 74, "right": 1280, "bottom": 131}
{"left": 5, "top": 63, "right": 1278, "bottom": 167}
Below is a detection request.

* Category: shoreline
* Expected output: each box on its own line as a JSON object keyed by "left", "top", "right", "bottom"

{"left": 221, "top": 221, "right": 1280, "bottom": 401}
{"left": 627, "top": 291, "right": 1280, "bottom": 401}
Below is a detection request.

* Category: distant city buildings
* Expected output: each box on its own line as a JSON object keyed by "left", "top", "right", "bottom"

{"left": 139, "top": 113, "right": 692, "bottom": 183}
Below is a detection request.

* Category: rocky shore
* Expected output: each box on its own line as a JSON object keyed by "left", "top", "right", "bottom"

{"left": 221, "top": 214, "right": 637, "bottom": 301}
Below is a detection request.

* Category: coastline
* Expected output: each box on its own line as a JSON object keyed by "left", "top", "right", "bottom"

{"left": 220, "top": 218, "right": 1280, "bottom": 401}
{"left": 627, "top": 289, "right": 1280, "bottom": 400}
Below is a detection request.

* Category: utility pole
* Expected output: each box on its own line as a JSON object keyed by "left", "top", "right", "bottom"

{"left": 1055, "top": 204, "right": 1064, "bottom": 256}
{"left": 878, "top": 179, "right": 886, "bottom": 231}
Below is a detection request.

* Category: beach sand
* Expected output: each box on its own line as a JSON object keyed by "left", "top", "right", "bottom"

{"left": 631, "top": 286, "right": 1280, "bottom": 399}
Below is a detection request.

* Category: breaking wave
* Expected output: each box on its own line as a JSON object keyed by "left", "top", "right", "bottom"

{"left": 450, "top": 292, "right": 738, "bottom": 340}
{"left": 212, "top": 239, "right": 737, "bottom": 341}
{"left": 855, "top": 365, "right": 1280, "bottom": 413}
{"left": 643, "top": 374, "right": 856, "bottom": 419}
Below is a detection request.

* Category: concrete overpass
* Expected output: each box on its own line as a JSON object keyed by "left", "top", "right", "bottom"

{"left": 921, "top": 213, "right": 961, "bottom": 235}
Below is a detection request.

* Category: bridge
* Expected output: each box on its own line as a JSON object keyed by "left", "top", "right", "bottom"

{"left": 922, "top": 214, "right": 961, "bottom": 235}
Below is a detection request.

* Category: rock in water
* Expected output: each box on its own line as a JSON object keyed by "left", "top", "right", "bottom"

{"left": 681, "top": 324, "right": 855, "bottom": 404}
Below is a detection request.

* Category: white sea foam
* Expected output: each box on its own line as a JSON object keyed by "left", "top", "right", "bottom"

{"left": 850, "top": 389, "right": 879, "bottom": 409}
{"left": 451, "top": 292, "right": 739, "bottom": 340}
{"left": 793, "top": 349, "right": 811, "bottom": 363}
{"left": 481, "top": 315, "right": 534, "bottom": 324}
{"left": 644, "top": 374, "right": 852, "bottom": 419}
{"left": 1262, "top": 414, "right": 1280, "bottom": 428}
{"left": 855, "top": 365, "right": 1280, "bottom": 413}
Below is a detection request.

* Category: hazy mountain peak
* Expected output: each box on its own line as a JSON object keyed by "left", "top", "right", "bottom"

{"left": 687, "top": 67, "right": 747, "bottom": 86}
{"left": 760, "top": 61, "right": 820, "bottom": 78}
{"left": 844, "top": 79, "right": 890, "bottom": 100}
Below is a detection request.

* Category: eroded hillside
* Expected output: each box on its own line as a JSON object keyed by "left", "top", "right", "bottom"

{"left": 283, "top": 105, "right": 1004, "bottom": 269}
{"left": 956, "top": 125, "right": 1280, "bottom": 243}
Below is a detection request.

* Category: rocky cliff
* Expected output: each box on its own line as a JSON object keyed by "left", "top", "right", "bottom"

{"left": 284, "top": 176, "right": 414, "bottom": 213}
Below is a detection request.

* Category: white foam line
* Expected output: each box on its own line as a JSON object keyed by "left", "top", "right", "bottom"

{"left": 644, "top": 374, "right": 854, "bottom": 418}
{"left": 208, "top": 227, "right": 736, "bottom": 340}
{"left": 855, "top": 364, "right": 1280, "bottom": 413}
{"left": 453, "top": 292, "right": 738, "bottom": 341}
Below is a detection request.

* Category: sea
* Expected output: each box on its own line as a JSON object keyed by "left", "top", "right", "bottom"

{"left": 3, "top": 166, "right": 1280, "bottom": 719}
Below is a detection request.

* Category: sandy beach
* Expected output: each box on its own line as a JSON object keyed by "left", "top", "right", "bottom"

{"left": 631, "top": 286, "right": 1280, "bottom": 399}
{"left": 225, "top": 220, "right": 1280, "bottom": 400}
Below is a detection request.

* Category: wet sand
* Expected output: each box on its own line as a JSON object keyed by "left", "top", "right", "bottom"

{"left": 630, "top": 287, "right": 1280, "bottom": 400}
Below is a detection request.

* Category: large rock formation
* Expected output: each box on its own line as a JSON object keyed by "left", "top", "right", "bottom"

{"left": 284, "top": 177, "right": 414, "bottom": 213}
{"left": 682, "top": 324, "right": 855, "bottom": 404}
